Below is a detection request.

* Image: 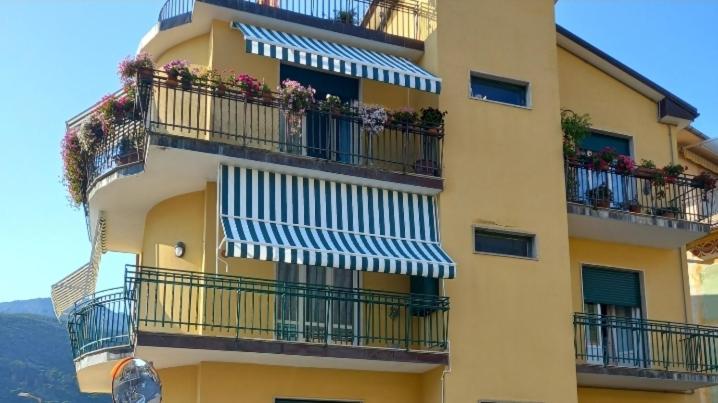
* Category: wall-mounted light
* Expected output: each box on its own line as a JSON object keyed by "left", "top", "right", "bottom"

{"left": 174, "top": 242, "right": 186, "bottom": 258}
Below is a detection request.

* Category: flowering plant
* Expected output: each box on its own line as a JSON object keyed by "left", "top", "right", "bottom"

{"left": 586, "top": 147, "right": 617, "bottom": 171}
{"left": 162, "top": 59, "right": 190, "bottom": 78}
{"left": 615, "top": 154, "right": 635, "bottom": 174}
{"left": 118, "top": 53, "right": 154, "bottom": 86}
{"left": 233, "top": 74, "right": 262, "bottom": 98}
{"left": 693, "top": 171, "right": 717, "bottom": 191}
{"left": 61, "top": 127, "right": 88, "bottom": 207}
{"left": 390, "top": 107, "right": 418, "bottom": 125}
{"left": 278, "top": 79, "right": 315, "bottom": 136}
{"left": 320, "top": 94, "right": 343, "bottom": 114}
{"left": 662, "top": 163, "right": 686, "bottom": 184}
{"left": 359, "top": 104, "right": 388, "bottom": 136}
{"left": 419, "top": 107, "right": 447, "bottom": 128}
{"left": 98, "top": 94, "right": 135, "bottom": 128}
{"left": 77, "top": 114, "right": 104, "bottom": 153}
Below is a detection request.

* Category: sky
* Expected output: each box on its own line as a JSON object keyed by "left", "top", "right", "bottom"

{"left": 0, "top": 1, "right": 716, "bottom": 302}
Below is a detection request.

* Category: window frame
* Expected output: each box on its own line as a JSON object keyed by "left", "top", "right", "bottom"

{"left": 472, "top": 225, "right": 538, "bottom": 260}
{"left": 468, "top": 70, "right": 532, "bottom": 109}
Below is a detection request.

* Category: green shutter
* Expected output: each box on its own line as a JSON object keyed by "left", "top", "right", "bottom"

{"left": 580, "top": 132, "right": 631, "bottom": 155}
{"left": 582, "top": 266, "right": 642, "bottom": 307}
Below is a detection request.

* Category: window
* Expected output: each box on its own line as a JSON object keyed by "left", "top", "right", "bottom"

{"left": 474, "top": 228, "right": 535, "bottom": 258}
{"left": 579, "top": 131, "right": 631, "bottom": 155}
{"left": 470, "top": 73, "right": 529, "bottom": 107}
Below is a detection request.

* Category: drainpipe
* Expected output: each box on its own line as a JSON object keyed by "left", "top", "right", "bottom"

{"left": 440, "top": 278, "right": 451, "bottom": 403}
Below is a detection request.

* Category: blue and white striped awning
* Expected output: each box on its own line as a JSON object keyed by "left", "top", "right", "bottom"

{"left": 219, "top": 165, "right": 455, "bottom": 278}
{"left": 232, "top": 22, "right": 441, "bottom": 94}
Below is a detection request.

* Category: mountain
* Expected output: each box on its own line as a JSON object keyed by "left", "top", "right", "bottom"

{"left": 0, "top": 298, "right": 55, "bottom": 317}
{"left": 0, "top": 299, "right": 110, "bottom": 403}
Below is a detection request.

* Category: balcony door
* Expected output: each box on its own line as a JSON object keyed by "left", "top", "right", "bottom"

{"left": 280, "top": 64, "right": 359, "bottom": 163}
{"left": 582, "top": 266, "right": 645, "bottom": 367}
{"left": 575, "top": 132, "right": 635, "bottom": 208}
{"left": 276, "top": 263, "right": 359, "bottom": 345}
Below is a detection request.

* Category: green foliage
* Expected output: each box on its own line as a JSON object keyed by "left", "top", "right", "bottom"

{"left": 561, "top": 109, "right": 591, "bottom": 157}
{"left": 0, "top": 312, "right": 109, "bottom": 402}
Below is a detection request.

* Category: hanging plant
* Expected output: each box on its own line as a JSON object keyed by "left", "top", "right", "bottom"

{"left": 98, "top": 94, "right": 135, "bottom": 129}
{"left": 277, "top": 79, "right": 315, "bottom": 136}
{"left": 61, "top": 127, "right": 89, "bottom": 207}
{"left": 77, "top": 114, "right": 104, "bottom": 153}
{"left": 118, "top": 53, "right": 154, "bottom": 88}
{"left": 561, "top": 109, "right": 591, "bottom": 158}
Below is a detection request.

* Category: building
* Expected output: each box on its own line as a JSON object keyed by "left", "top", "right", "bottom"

{"left": 51, "top": 1, "right": 718, "bottom": 402}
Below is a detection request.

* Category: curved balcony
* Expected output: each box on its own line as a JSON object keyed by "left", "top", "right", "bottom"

{"left": 66, "top": 265, "right": 449, "bottom": 391}
{"left": 70, "top": 70, "right": 445, "bottom": 197}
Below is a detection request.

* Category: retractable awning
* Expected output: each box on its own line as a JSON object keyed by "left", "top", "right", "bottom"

{"left": 219, "top": 165, "right": 455, "bottom": 278}
{"left": 51, "top": 218, "right": 105, "bottom": 318}
{"left": 232, "top": 22, "right": 442, "bottom": 94}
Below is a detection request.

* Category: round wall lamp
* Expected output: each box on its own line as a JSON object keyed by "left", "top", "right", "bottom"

{"left": 174, "top": 242, "right": 186, "bottom": 258}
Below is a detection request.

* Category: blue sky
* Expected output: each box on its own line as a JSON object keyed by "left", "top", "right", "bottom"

{"left": 0, "top": 1, "right": 716, "bottom": 302}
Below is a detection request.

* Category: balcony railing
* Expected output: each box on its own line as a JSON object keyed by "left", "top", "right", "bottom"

{"left": 66, "top": 265, "right": 449, "bottom": 359}
{"left": 77, "top": 70, "right": 444, "bottom": 190}
{"left": 574, "top": 313, "right": 718, "bottom": 374}
{"left": 158, "top": 0, "right": 436, "bottom": 43}
{"left": 565, "top": 158, "right": 716, "bottom": 224}
{"left": 67, "top": 288, "right": 134, "bottom": 359}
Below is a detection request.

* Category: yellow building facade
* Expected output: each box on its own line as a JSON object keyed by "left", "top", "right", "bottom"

{"left": 51, "top": 1, "right": 718, "bottom": 402}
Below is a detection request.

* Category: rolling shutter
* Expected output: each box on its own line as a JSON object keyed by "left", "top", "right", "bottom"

{"left": 582, "top": 266, "right": 642, "bottom": 307}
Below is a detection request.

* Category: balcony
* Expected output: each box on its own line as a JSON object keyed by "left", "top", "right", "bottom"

{"left": 573, "top": 313, "right": 718, "bottom": 392}
{"left": 157, "top": 0, "right": 436, "bottom": 50}
{"left": 68, "top": 266, "right": 450, "bottom": 392}
{"left": 564, "top": 158, "right": 714, "bottom": 248}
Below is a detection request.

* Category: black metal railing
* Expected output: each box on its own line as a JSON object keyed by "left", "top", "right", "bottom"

{"left": 128, "top": 266, "right": 449, "bottom": 351}
{"left": 168, "top": 0, "right": 436, "bottom": 42}
{"left": 143, "top": 71, "right": 443, "bottom": 176}
{"left": 158, "top": 0, "right": 193, "bottom": 30}
{"left": 67, "top": 288, "right": 134, "bottom": 359}
{"left": 70, "top": 70, "right": 443, "bottom": 194}
{"left": 574, "top": 313, "right": 718, "bottom": 374}
{"left": 565, "top": 158, "right": 715, "bottom": 224}
{"left": 66, "top": 265, "right": 449, "bottom": 358}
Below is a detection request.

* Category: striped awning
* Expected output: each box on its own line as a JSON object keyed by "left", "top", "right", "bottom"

{"left": 232, "top": 22, "right": 441, "bottom": 94}
{"left": 219, "top": 165, "right": 455, "bottom": 278}
{"left": 50, "top": 218, "right": 105, "bottom": 318}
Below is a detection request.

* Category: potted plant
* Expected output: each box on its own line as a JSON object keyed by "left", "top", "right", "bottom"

{"left": 626, "top": 198, "right": 641, "bottom": 213}
{"left": 561, "top": 109, "right": 591, "bottom": 160}
{"left": 390, "top": 107, "right": 418, "bottom": 126}
{"left": 586, "top": 147, "right": 617, "bottom": 171}
{"left": 656, "top": 204, "right": 682, "bottom": 219}
{"left": 77, "top": 114, "right": 104, "bottom": 153}
{"left": 419, "top": 107, "right": 447, "bottom": 136}
{"left": 321, "top": 94, "right": 343, "bottom": 117}
{"left": 615, "top": 154, "right": 635, "bottom": 175}
{"left": 277, "top": 79, "right": 315, "bottom": 138}
{"left": 336, "top": 9, "right": 356, "bottom": 24}
{"left": 586, "top": 183, "right": 612, "bottom": 208}
{"left": 162, "top": 59, "right": 189, "bottom": 88}
{"left": 634, "top": 159, "right": 660, "bottom": 179}
{"left": 235, "top": 74, "right": 262, "bottom": 99}
{"left": 118, "top": 53, "right": 154, "bottom": 87}
{"left": 662, "top": 163, "right": 686, "bottom": 184}
{"left": 261, "top": 83, "right": 273, "bottom": 104}
{"left": 692, "top": 171, "right": 717, "bottom": 190}
{"left": 98, "top": 94, "right": 135, "bottom": 128}
{"left": 61, "top": 127, "right": 89, "bottom": 208}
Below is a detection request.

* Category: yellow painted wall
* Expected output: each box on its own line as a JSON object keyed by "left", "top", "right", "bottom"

{"left": 195, "top": 362, "right": 429, "bottom": 403}
{"left": 557, "top": 47, "right": 675, "bottom": 165}
{"left": 569, "top": 238, "right": 687, "bottom": 322}
{"left": 434, "top": 1, "right": 577, "bottom": 402}
{"left": 156, "top": 33, "right": 211, "bottom": 68}
{"left": 157, "top": 365, "right": 198, "bottom": 403}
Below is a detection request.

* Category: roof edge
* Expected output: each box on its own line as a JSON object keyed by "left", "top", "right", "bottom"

{"left": 556, "top": 24, "right": 699, "bottom": 121}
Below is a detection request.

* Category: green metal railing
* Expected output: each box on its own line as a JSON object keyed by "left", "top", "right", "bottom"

{"left": 127, "top": 266, "right": 449, "bottom": 351}
{"left": 66, "top": 266, "right": 449, "bottom": 359}
{"left": 574, "top": 313, "right": 718, "bottom": 374}
{"left": 67, "top": 288, "right": 134, "bottom": 359}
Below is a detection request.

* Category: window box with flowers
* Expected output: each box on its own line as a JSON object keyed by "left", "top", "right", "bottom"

{"left": 163, "top": 60, "right": 191, "bottom": 89}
